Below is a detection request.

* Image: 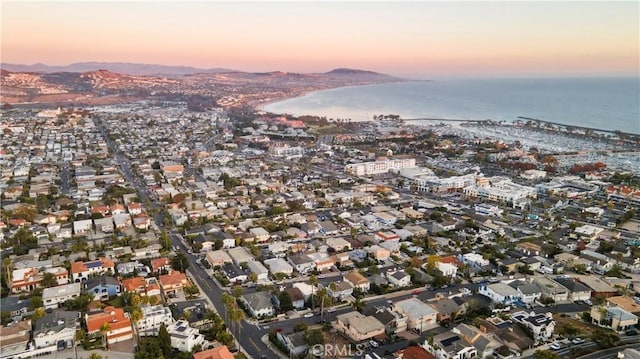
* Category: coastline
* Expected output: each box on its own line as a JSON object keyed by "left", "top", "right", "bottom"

{"left": 254, "top": 78, "right": 640, "bottom": 134}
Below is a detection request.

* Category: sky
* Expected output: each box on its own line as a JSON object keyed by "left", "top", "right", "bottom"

{"left": 1, "top": 1, "right": 639, "bottom": 77}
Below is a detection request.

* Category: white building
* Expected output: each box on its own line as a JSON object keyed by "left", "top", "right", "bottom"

{"left": 478, "top": 283, "right": 522, "bottom": 306}
{"left": 474, "top": 203, "right": 504, "bottom": 217}
{"left": 460, "top": 253, "right": 489, "bottom": 269}
{"left": 42, "top": 283, "right": 82, "bottom": 310}
{"left": 247, "top": 261, "right": 269, "bottom": 281}
{"left": 137, "top": 305, "right": 175, "bottom": 336}
{"left": 166, "top": 319, "right": 206, "bottom": 352}
{"left": 345, "top": 158, "right": 416, "bottom": 176}
{"left": 511, "top": 311, "right": 555, "bottom": 343}
{"left": 436, "top": 262, "right": 458, "bottom": 277}
{"left": 33, "top": 311, "right": 79, "bottom": 349}
{"left": 263, "top": 258, "right": 294, "bottom": 276}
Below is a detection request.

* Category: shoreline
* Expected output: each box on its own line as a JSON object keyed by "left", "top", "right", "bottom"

{"left": 254, "top": 82, "right": 640, "bottom": 136}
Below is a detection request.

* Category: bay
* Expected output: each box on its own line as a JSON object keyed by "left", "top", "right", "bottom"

{"left": 263, "top": 77, "right": 640, "bottom": 134}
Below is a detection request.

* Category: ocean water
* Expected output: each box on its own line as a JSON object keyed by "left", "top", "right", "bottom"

{"left": 263, "top": 77, "right": 640, "bottom": 134}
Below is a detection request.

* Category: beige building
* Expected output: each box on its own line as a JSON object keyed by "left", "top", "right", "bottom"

{"left": 335, "top": 311, "right": 385, "bottom": 342}
{"left": 591, "top": 305, "right": 639, "bottom": 332}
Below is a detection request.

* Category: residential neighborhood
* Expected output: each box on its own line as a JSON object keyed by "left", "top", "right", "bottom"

{"left": 1, "top": 104, "right": 639, "bottom": 359}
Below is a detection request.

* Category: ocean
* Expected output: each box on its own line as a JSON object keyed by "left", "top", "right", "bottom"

{"left": 263, "top": 77, "right": 640, "bottom": 134}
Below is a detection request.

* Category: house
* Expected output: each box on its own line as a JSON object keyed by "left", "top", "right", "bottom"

{"left": 436, "top": 262, "right": 458, "bottom": 277}
{"left": 282, "top": 287, "right": 306, "bottom": 310}
{"left": 221, "top": 263, "right": 247, "bottom": 283}
{"left": 247, "top": 260, "right": 269, "bottom": 281}
{"left": 0, "top": 320, "right": 31, "bottom": 358}
{"left": 477, "top": 316, "right": 534, "bottom": 353}
{"left": 508, "top": 280, "right": 542, "bottom": 304}
{"left": 133, "top": 215, "right": 151, "bottom": 231}
{"left": 335, "top": 311, "right": 385, "bottom": 342}
{"left": 193, "top": 346, "right": 235, "bottom": 359}
{"left": 366, "top": 245, "right": 391, "bottom": 261}
{"left": 73, "top": 219, "right": 93, "bottom": 235}
{"left": 451, "top": 323, "right": 502, "bottom": 359}
{"left": 94, "top": 217, "right": 114, "bottom": 233}
{"left": 86, "top": 306, "right": 133, "bottom": 345}
{"left": 263, "top": 258, "right": 294, "bottom": 277}
{"left": 591, "top": 305, "right": 639, "bottom": 332}
{"left": 10, "top": 268, "right": 42, "bottom": 293}
{"left": 510, "top": 311, "right": 555, "bottom": 344}
{"left": 288, "top": 254, "right": 316, "bottom": 275}
{"left": 151, "top": 257, "right": 172, "bottom": 273}
{"left": 326, "top": 237, "right": 353, "bottom": 252}
{"left": 459, "top": 253, "right": 489, "bottom": 269}
{"left": 277, "top": 331, "right": 309, "bottom": 357}
{"left": 159, "top": 271, "right": 189, "bottom": 297}
{"left": 387, "top": 270, "right": 411, "bottom": 288}
{"left": 228, "top": 247, "right": 254, "bottom": 266}
{"left": 33, "top": 311, "right": 79, "bottom": 349}
{"left": 576, "top": 275, "right": 617, "bottom": 298}
{"left": 327, "top": 281, "right": 354, "bottom": 301}
{"left": 343, "top": 271, "right": 371, "bottom": 292}
{"left": 43, "top": 282, "right": 82, "bottom": 310}
{"left": 552, "top": 277, "right": 592, "bottom": 302}
{"left": 423, "top": 330, "right": 477, "bottom": 359}
{"left": 428, "top": 298, "right": 461, "bottom": 323}
{"left": 206, "top": 250, "right": 233, "bottom": 268}
{"left": 0, "top": 296, "right": 30, "bottom": 319}
{"left": 363, "top": 305, "right": 408, "bottom": 334}
{"left": 137, "top": 304, "right": 175, "bottom": 336}
{"left": 85, "top": 276, "right": 121, "bottom": 301}
{"left": 479, "top": 283, "right": 522, "bottom": 306}
{"left": 70, "top": 258, "right": 115, "bottom": 282}
{"left": 249, "top": 227, "right": 270, "bottom": 242}
{"left": 375, "top": 231, "right": 400, "bottom": 242}
{"left": 241, "top": 291, "right": 275, "bottom": 318}
{"left": 121, "top": 276, "right": 162, "bottom": 298}
{"left": 167, "top": 319, "right": 206, "bottom": 352}
{"left": 394, "top": 298, "right": 438, "bottom": 333}
{"left": 533, "top": 277, "right": 569, "bottom": 302}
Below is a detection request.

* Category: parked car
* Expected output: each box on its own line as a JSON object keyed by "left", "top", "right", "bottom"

{"left": 303, "top": 312, "right": 314, "bottom": 318}
{"left": 571, "top": 338, "right": 585, "bottom": 344}
{"left": 625, "top": 329, "right": 638, "bottom": 336}
{"left": 369, "top": 340, "right": 379, "bottom": 348}
{"left": 550, "top": 342, "right": 562, "bottom": 350}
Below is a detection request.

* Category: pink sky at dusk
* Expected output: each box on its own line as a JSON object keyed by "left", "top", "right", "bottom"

{"left": 2, "top": 1, "right": 638, "bottom": 77}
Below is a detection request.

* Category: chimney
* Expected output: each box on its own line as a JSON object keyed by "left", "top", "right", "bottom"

{"left": 479, "top": 325, "right": 487, "bottom": 333}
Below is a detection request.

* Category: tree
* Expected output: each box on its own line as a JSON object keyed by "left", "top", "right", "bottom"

{"left": 592, "top": 329, "right": 619, "bottom": 348}
{"left": 40, "top": 272, "right": 58, "bottom": 288}
{"left": 157, "top": 323, "right": 172, "bottom": 358}
{"left": 303, "top": 329, "right": 324, "bottom": 346}
{"left": 88, "top": 353, "right": 103, "bottom": 359}
{"left": 99, "top": 322, "right": 111, "bottom": 349}
{"left": 66, "top": 291, "right": 95, "bottom": 312}
{"left": 278, "top": 291, "right": 294, "bottom": 312}
{"left": 533, "top": 350, "right": 559, "bottom": 359}
{"left": 294, "top": 323, "right": 309, "bottom": 332}
{"left": 1, "top": 311, "right": 12, "bottom": 326}
{"left": 232, "top": 285, "right": 243, "bottom": 298}
{"left": 171, "top": 250, "right": 190, "bottom": 273}
{"left": 184, "top": 284, "right": 200, "bottom": 298}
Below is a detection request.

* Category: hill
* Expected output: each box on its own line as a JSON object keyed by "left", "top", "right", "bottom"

{"left": 0, "top": 62, "right": 234, "bottom": 76}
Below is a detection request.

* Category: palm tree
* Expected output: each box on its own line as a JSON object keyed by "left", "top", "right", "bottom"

{"left": 88, "top": 353, "right": 103, "bottom": 359}
{"left": 229, "top": 306, "right": 245, "bottom": 349}
{"left": 309, "top": 274, "right": 318, "bottom": 311}
{"left": 3, "top": 257, "right": 12, "bottom": 285}
{"left": 99, "top": 322, "right": 111, "bottom": 350}
{"left": 352, "top": 297, "right": 365, "bottom": 313}
{"left": 182, "top": 309, "right": 191, "bottom": 321}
